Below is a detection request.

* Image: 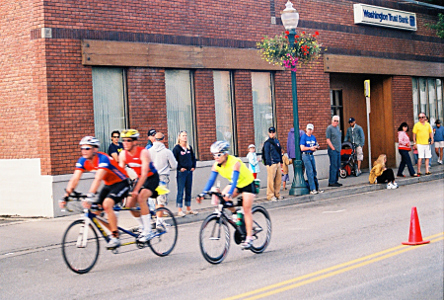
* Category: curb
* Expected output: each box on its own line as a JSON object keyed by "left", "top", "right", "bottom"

{"left": 173, "top": 172, "right": 443, "bottom": 226}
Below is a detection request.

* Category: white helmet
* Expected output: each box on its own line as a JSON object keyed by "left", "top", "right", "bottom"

{"left": 210, "top": 141, "right": 230, "bottom": 154}
{"left": 79, "top": 136, "right": 100, "bottom": 148}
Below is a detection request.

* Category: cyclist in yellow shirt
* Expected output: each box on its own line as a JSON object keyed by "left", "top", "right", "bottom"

{"left": 197, "top": 141, "right": 256, "bottom": 249}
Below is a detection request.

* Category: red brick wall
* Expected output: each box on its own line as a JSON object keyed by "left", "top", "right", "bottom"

{"left": 275, "top": 62, "right": 331, "bottom": 151}
{"left": 127, "top": 68, "right": 168, "bottom": 147}
{"left": 194, "top": 70, "right": 216, "bottom": 161}
{"left": 233, "top": 71, "right": 255, "bottom": 158}
{"left": 392, "top": 76, "right": 414, "bottom": 140}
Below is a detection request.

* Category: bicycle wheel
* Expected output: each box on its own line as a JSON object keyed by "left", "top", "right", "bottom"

{"left": 61, "top": 219, "right": 100, "bottom": 274}
{"left": 199, "top": 214, "right": 230, "bottom": 264}
{"left": 250, "top": 206, "right": 271, "bottom": 254}
{"left": 148, "top": 207, "right": 178, "bottom": 257}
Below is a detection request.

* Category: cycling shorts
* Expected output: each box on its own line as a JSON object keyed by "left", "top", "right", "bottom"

{"left": 140, "top": 172, "right": 160, "bottom": 198}
{"left": 236, "top": 181, "right": 257, "bottom": 194}
{"left": 98, "top": 179, "right": 130, "bottom": 205}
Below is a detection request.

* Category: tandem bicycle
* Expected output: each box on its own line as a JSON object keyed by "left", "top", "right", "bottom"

{"left": 60, "top": 191, "right": 177, "bottom": 274}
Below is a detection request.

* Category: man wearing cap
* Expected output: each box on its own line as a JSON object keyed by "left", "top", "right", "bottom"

{"left": 263, "top": 127, "right": 283, "bottom": 201}
{"left": 433, "top": 119, "right": 443, "bottom": 164}
{"left": 300, "top": 124, "right": 322, "bottom": 194}
{"left": 344, "top": 117, "right": 365, "bottom": 176}
{"left": 145, "top": 129, "right": 156, "bottom": 150}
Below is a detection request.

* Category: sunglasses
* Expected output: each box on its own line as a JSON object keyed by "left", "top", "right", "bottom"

{"left": 333, "top": 120, "right": 339, "bottom": 122}
{"left": 419, "top": 116, "right": 425, "bottom": 119}
{"left": 213, "top": 153, "right": 225, "bottom": 158}
{"left": 122, "top": 139, "right": 133, "bottom": 143}
{"left": 81, "top": 147, "right": 92, "bottom": 150}
{"left": 112, "top": 136, "right": 120, "bottom": 138}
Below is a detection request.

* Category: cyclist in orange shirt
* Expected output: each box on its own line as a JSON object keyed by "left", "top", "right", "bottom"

{"left": 60, "top": 136, "right": 130, "bottom": 249}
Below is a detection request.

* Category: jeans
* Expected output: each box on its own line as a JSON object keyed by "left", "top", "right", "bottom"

{"left": 397, "top": 150, "right": 415, "bottom": 176}
{"left": 328, "top": 149, "right": 341, "bottom": 184}
{"left": 302, "top": 153, "right": 319, "bottom": 191}
{"left": 176, "top": 170, "right": 193, "bottom": 208}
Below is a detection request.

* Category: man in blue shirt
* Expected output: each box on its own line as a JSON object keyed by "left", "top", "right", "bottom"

{"left": 433, "top": 119, "right": 444, "bottom": 164}
{"left": 300, "top": 124, "right": 323, "bottom": 194}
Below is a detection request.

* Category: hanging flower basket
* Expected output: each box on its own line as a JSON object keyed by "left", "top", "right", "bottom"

{"left": 257, "top": 31, "right": 322, "bottom": 71}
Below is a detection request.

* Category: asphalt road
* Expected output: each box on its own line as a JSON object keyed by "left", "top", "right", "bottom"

{"left": 0, "top": 180, "right": 443, "bottom": 299}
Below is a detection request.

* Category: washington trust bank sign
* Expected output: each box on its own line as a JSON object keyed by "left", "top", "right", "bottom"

{"left": 354, "top": 4, "right": 417, "bottom": 31}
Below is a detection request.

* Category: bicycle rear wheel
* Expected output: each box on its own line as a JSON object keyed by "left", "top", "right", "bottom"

{"left": 250, "top": 206, "right": 271, "bottom": 254}
{"left": 199, "top": 214, "right": 230, "bottom": 264}
{"left": 61, "top": 219, "right": 100, "bottom": 274}
{"left": 148, "top": 207, "right": 178, "bottom": 257}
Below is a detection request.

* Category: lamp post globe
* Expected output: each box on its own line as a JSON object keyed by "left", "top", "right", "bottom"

{"left": 281, "top": 0, "right": 309, "bottom": 196}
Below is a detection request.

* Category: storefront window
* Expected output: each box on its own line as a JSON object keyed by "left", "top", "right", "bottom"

{"left": 412, "top": 77, "right": 444, "bottom": 125}
{"left": 92, "top": 67, "right": 128, "bottom": 153}
{"left": 165, "top": 70, "right": 196, "bottom": 154}
{"left": 252, "top": 72, "right": 275, "bottom": 152}
{"left": 213, "top": 71, "right": 236, "bottom": 155}
{"left": 330, "top": 90, "right": 344, "bottom": 137}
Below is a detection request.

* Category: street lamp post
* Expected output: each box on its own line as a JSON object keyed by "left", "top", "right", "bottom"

{"left": 281, "top": 1, "right": 309, "bottom": 196}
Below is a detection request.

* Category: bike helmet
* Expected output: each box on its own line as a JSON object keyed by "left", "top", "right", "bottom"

{"left": 79, "top": 136, "right": 100, "bottom": 148}
{"left": 210, "top": 141, "right": 230, "bottom": 154}
{"left": 121, "top": 129, "right": 140, "bottom": 140}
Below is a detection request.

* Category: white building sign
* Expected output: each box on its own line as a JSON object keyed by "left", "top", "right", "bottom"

{"left": 354, "top": 4, "right": 417, "bottom": 31}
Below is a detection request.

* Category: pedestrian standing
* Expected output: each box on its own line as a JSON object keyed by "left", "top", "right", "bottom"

{"left": 108, "top": 130, "right": 123, "bottom": 163}
{"left": 433, "top": 119, "right": 444, "bottom": 164}
{"left": 149, "top": 132, "right": 177, "bottom": 214}
{"left": 145, "top": 129, "right": 156, "bottom": 150}
{"left": 412, "top": 112, "right": 433, "bottom": 175}
{"left": 172, "top": 130, "right": 197, "bottom": 216}
{"left": 300, "top": 124, "right": 323, "bottom": 194}
{"left": 263, "top": 127, "right": 283, "bottom": 201}
{"left": 246, "top": 144, "right": 260, "bottom": 179}
{"left": 396, "top": 122, "right": 417, "bottom": 177}
{"left": 344, "top": 117, "right": 365, "bottom": 175}
{"left": 326, "top": 115, "right": 342, "bottom": 187}
{"left": 281, "top": 150, "right": 292, "bottom": 190}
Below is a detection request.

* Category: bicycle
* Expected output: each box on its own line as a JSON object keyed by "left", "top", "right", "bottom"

{"left": 60, "top": 191, "right": 178, "bottom": 274}
{"left": 199, "top": 190, "right": 271, "bottom": 264}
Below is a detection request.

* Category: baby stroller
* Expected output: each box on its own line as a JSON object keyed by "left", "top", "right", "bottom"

{"left": 339, "top": 142, "right": 358, "bottom": 178}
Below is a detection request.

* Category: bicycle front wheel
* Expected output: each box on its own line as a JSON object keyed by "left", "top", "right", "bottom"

{"left": 148, "top": 207, "right": 178, "bottom": 257}
{"left": 61, "top": 219, "right": 100, "bottom": 274}
{"left": 250, "top": 206, "right": 271, "bottom": 254}
{"left": 199, "top": 214, "right": 230, "bottom": 264}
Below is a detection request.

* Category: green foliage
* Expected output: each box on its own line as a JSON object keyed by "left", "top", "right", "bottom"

{"left": 426, "top": 13, "right": 444, "bottom": 39}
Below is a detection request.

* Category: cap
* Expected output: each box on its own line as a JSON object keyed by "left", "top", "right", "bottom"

{"left": 436, "top": 119, "right": 441, "bottom": 124}
{"left": 268, "top": 127, "right": 276, "bottom": 133}
{"left": 306, "top": 123, "right": 314, "bottom": 130}
{"left": 248, "top": 144, "right": 256, "bottom": 149}
{"left": 348, "top": 117, "right": 355, "bottom": 123}
{"left": 148, "top": 129, "right": 156, "bottom": 136}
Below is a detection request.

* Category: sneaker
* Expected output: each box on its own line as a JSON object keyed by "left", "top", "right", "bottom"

{"left": 317, "top": 190, "right": 324, "bottom": 194}
{"left": 177, "top": 211, "right": 186, "bottom": 217}
{"left": 240, "top": 239, "right": 253, "bottom": 250}
{"left": 387, "top": 183, "right": 394, "bottom": 189}
{"left": 186, "top": 210, "right": 198, "bottom": 215}
{"left": 392, "top": 182, "right": 398, "bottom": 189}
{"left": 310, "top": 190, "right": 318, "bottom": 195}
{"left": 356, "top": 170, "right": 362, "bottom": 176}
{"left": 156, "top": 223, "right": 166, "bottom": 232}
{"left": 328, "top": 182, "right": 342, "bottom": 187}
{"left": 438, "top": 160, "right": 443, "bottom": 165}
{"left": 106, "top": 237, "right": 121, "bottom": 249}
{"left": 278, "top": 196, "right": 284, "bottom": 200}
{"left": 270, "top": 196, "right": 278, "bottom": 202}
{"left": 131, "top": 225, "right": 143, "bottom": 234}
{"left": 137, "top": 231, "right": 155, "bottom": 243}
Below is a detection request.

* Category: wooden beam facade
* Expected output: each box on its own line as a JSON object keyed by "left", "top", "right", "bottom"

{"left": 82, "top": 40, "right": 283, "bottom": 71}
{"left": 324, "top": 54, "right": 444, "bottom": 77}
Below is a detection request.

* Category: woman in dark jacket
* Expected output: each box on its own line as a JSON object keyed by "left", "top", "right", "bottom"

{"left": 172, "top": 131, "right": 197, "bottom": 217}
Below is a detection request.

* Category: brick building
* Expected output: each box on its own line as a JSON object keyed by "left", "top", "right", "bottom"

{"left": 1, "top": 0, "right": 443, "bottom": 216}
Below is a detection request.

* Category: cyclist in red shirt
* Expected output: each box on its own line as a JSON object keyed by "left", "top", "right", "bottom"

{"left": 61, "top": 136, "right": 130, "bottom": 249}
{"left": 119, "top": 129, "right": 160, "bottom": 242}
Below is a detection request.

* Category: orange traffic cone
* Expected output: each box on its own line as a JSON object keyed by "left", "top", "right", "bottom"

{"left": 402, "top": 207, "right": 430, "bottom": 246}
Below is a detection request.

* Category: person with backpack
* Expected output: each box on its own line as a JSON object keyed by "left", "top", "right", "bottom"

{"left": 262, "top": 127, "right": 283, "bottom": 201}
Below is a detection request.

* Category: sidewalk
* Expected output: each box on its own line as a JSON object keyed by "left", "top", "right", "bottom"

{"left": 169, "top": 162, "right": 444, "bottom": 225}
